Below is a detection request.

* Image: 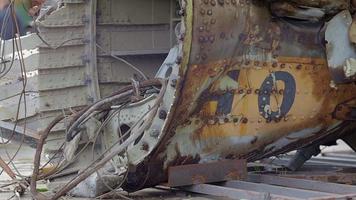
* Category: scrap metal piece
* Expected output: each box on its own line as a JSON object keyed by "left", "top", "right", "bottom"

{"left": 270, "top": 0, "right": 349, "bottom": 21}
{"left": 325, "top": 10, "right": 356, "bottom": 83}
{"left": 286, "top": 145, "right": 321, "bottom": 171}
{"left": 168, "top": 159, "right": 246, "bottom": 187}
{"left": 0, "top": 121, "right": 40, "bottom": 141}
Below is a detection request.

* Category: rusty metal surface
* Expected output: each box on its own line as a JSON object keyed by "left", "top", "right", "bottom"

{"left": 133, "top": 0, "right": 356, "bottom": 190}
{"left": 167, "top": 159, "right": 246, "bottom": 187}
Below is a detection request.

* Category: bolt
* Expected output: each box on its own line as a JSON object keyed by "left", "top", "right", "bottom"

{"left": 150, "top": 129, "right": 160, "bottom": 138}
{"left": 141, "top": 142, "right": 149, "bottom": 151}
{"left": 171, "top": 79, "right": 177, "bottom": 87}
{"left": 176, "top": 56, "right": 182, "bottom": 64}
{"left": 159, "top": 110, "right": 167, "bottom": 120}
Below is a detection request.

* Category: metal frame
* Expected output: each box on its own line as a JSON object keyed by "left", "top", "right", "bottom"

{"left": 180, "top": 174, "right": 356, "bottom": 200}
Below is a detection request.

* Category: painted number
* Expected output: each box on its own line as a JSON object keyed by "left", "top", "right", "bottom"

{"left": 215, "top": 70, "right": 296, "bottom": 120}
{"left": 258, "top": 71, "right": 296, "bottom": 120}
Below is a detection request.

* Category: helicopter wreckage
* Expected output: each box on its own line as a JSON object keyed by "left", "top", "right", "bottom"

{"left": 1, "top": 0, "right": 356, "bottom": 198}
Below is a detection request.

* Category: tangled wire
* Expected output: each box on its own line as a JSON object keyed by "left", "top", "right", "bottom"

{"left": 24, "top": 78, "right": 167, "bottom": 200}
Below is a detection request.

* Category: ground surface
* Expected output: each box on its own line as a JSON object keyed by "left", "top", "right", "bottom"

{"left": 0, "top": 140, "right": 354, "bottom": 200}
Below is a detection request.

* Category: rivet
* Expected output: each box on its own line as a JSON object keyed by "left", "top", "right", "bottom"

{"left": 209, "top": 35, "right": 215, "bottom": 43}
{"left": 241, "top": 117, "right": 248, "bottom": 124}
{"left": 218, "top": 0, "right": 224, "bottom": 5}
{"left": 272, "top": 62, "right": 278, "bottom": 68}
{"left": 141, "top": 142, "right": 149, "bottom": 151}
{"left": 200, "top": 9, "right": 206, "bottom": 15}
{"left": 207, "top": 9, "right": 213, "bottom": 15}
{"left": 211, "top": 0, "right": 216, "bottom": 6}
{"left": 296, "top": 64, "right": 302, "bottom": 70}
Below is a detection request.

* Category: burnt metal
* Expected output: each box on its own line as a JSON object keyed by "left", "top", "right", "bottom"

{"left": 168, "top": 159, "right": 247, "bottom": 187}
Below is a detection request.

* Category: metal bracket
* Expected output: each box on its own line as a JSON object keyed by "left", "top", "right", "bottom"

{"left": 167, "top": 159, "right": 247, "bottom": 187}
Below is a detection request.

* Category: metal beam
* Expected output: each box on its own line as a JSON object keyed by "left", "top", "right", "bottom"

{"left": 222, "top": 180, "right": 334, "bottom": 199}
{"left": 168, "top": 159, "right": 246, "bottom": 187}
{"left": 83, "top": 0, "right": 100, "bottom": 102}
{"left": 0, "top": 120, "right": 40, "bottom": 140}
{"left": 182, "top": 184, "right": 300, "bottom": 200}
{"left": 248, "top": 174, "right": 356, "bottom": 195}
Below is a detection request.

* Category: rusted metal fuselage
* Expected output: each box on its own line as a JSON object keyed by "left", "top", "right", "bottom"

{"left": 122, "top": 0, "right": 356, "bottom": 190}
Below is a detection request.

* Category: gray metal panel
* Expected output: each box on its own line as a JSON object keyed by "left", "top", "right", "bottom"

{"left": 97, "top": 55, "right": 165, "bottom": 83}
{"left": 97, "top": 25, "right": 170, "bottom": 55}
{"left": 37, "top": 66, "right": 86, "bottom": 91}
{"left": 38, "top": 86, "right": 89, "bottom": 112}
{"left": 98, "top": 0, "right": 170, "bottom": 25}
{"left": 38, "top": 45, "right": 84, "bottom": 70}
{"left": 39, "top": 3, "right": 85, "bottom": 27}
